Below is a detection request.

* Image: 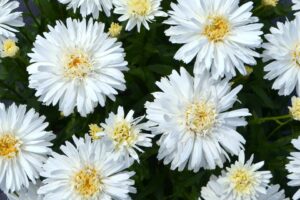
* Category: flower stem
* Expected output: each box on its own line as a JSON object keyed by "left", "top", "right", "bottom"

{"left": 251, "top": 114, "right": 291, "bottom": 124}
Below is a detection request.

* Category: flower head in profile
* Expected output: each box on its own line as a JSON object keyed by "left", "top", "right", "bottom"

{"left": 6, "top": 181, "right": 43, "bottom": 200}
{"left": 145, "top": 67, "right": 251, "bottom": 172}
{"left": 0, "top": 103, "right": 55, "bottom": 193}
{"left": 38, "top": 135, "right": 136, "bottom": 199}
{"left": 164, "top": 0, "right": 263, "bottom": 79}
{"left": 100, "top": 106, "right": 153, "bottom": 164}
{"left": 263, "top": 18, "right": 300, "bottom": 96}
{"left": 28, "top": 18, "right": 128, "bottom": 117}
{"left": 57, "top": 0, "right": 113, "bottom": 18}
{"left": 0, "top": 0, "right": 24, "bottom": 42}
{"left": 286, "top": 136, "right": 300, "bottom": 200}
{"left": 113, "top": 0, "right": 167, "bottom": 32}
{"left": 289, "top": 96, "right": 300, "bottom": 121}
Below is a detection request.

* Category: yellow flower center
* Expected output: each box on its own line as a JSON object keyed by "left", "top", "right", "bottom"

{"left": 290, "top": 97, "right": 300, "bottom": 121}
{"left": 292, "top": 45, "right": 300, "bottom": 67}
{"left": 112, "top": 121, "right": 136, "bottom": 147}
{"left": 88, "top": 124, "right": 103, "bottom": 140}
{"left": 262, "top": 0, "right": 279, "bottom": 7}
{"left": 73, "top": 166, "right": 103, "bottom": 198}
{"left": 63, "top": 49, "right": 92, "bottom": 79}
{"left": 128, "top": 0, "right": 151, "bottom": 16}
{"left": 109, "top": 22, "right": 122, "bottom": 37}
{"left": 230, "top": 169, "right": 255, "bottom": 194}
{"left": 203, "top": 16, "right": 230, "bottom": 42}
{"left": 0, "top": 134, "right": 21, "bottom": 159}
{"left": 1, "top": 39, "right": 19, "bottom": 58}
{"left": 185, "top": 102, "right": 217, "bottom": 135}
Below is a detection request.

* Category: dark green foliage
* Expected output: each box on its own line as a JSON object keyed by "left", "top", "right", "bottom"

{"left": 0, "top": 0, "right": 298, "bottom": 199}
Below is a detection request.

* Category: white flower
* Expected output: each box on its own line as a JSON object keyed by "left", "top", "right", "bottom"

{"left": 0, "top": 0, "right": 24, "bottom": 42}
{"left": 38, "top": 135, "right": 136, "bottom": 199}
{"left": 218, "top": 151, "right": 272, "bottom": 200}
{"left": 57, "top": 0, "right": 113, "bottom": 18}
{"left": 145, "top": 67, "right": 250, "bottom": 172}
{"left": 28, "top": 18, "right": 128, "bottom": 117}
{"left": 286, "top": 136, "right": 300, "bottom": 200}
{"left": 293, "top": 0, "right": 300, "bottom": 16}
{"left": 201, "top": 175, "right": 287, "bottom": 200}
{"left": 0, "top": 103, "right": 55, "bottom": 193}
{"left": 113, "top": 0, "right": 167, "bottom": 32}
{"left": 6, "top": 181, "right": 43, "bottom": 200}
{"left": 263, "top": 17, "right": 300, "bottom": 96}
{"left": 164, "top": 0, "right": 263, "bottom": 79}
{"left": 100, "top": 106, "right": 153, "bottom": 164}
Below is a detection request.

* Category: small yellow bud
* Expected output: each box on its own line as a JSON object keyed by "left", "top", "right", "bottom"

{"left": 262, "top": 0, "right": 279, "bottom": 7}
{"left": 88, "top": 124, "right": 103, "bottom": 140}
{"left": 289, "top": 97, "right": 300, "bottom": 121}
{"left": 108, "top": 23, "right": 122, "bottom": 38}
{"left": 245, "top": 66, "right": 253, "bottom": 76}
{"left": 1, "top": 39, "right": 19, "bottom": 58}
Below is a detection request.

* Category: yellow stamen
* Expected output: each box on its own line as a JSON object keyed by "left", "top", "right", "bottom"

{"left": 109, "top": 23, "right": 122, "bottom": 38}
{"left": 185, "top": 102, "right": 217, "bottom": 135}
{"left": 73, "top": 166, "right": 102, "bottom": 198}
{"left": 203, "top": 16, "right": 230, "bottom": 42}
{"left": 128, "top": 0, "right": 151, "bottom": 16}
{"left": 88, "top": 124, "right": 103, "bottom": 140}
{"left": 0, "top": 134, "right": 21, "bottom": 159}
{"left": 262, "top": 0, "right": 279, "bottom": 7}
{"left": 112, "top": 121, "right": 136, "bottom": 147}
{"left": 1, "top": 39, "right": 19, "bottom": 58}
{"left": 289, "top": 96, "right": 300, "bottom": 121}
{"left": 230, "top": 168, "right": 255, "bottom": 194}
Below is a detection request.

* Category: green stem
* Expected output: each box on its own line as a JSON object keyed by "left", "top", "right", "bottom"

{"left": 268, "top": 119, "right": 293, "bottom": 138}
{"left": 251, "top": 114, "right": 291, "bottom": 124}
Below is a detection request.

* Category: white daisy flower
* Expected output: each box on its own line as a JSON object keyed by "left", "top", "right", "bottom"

{"left": 57, "top": 0, "right": 113, "bottom": 18}
{"left": 286, "top": 136, "right": 300, "bottom": 200}
{"left": 28, "top": 18, "right": 128, "bottom": 117}
{"left": 218, "top": 151, "right": 272, "bottom": 200}
{"left": 6, "top": 181, "right": 43, "bottom": 200}
{"left": 164, "top": 0, "right": 263, "bottom": 79}
{"left": 113, "top": 0, "right": 167, "bottom": 32}
{"left": 145, "top": 67, "right": 251, "bottom": 172}
{"left": 0, "top": 0, "right": 24, "bottom": 42}
{"left": 262, "top": 17, "right": 300, "bottom": 96}
{"left": 100, "top": 106, "right": 153, "bottom": 164}
{"left": 293, "top": 0, "right": 300, "bottom": 16}
{"left": 0, "top": 103, "right": 55, "bottom": 193}
{"left": 201, "top": 175, "right": 287, "bottom": 200}
{"left": 38, "top": 135, "right": 136, "bottom": 199}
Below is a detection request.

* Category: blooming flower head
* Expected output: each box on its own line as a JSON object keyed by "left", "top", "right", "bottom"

{"left": 113, "top": 0, "right": 167, "bottom": 32}
{"left": 100, "top": 106, "right": 153, "bottom": 164}
{"left": 218, "top": 151, "right": 272, "bottom": 200}
{"left": 1, "top": 38, "right": 19, "bottom": 58}
{"left": 145, "top": 67, "right": 250, "bottom": 172}
{"left": 262, "top": 18, "right": 300, "bottom": 96}
{"left": 6, "top": 181, "right": 43, "bottom": 200}
{"left": 38, "top": 135, "right": 136, "bottom": 199}
{"left": 108, "top": 22, "right": 122, "bottom": 37}
{"left": 0, "top": 103, "right": 55, "bottom": 193}
{"left": 293, "top": 0, "right": 300, "bottom": 16}
{"left": 0, "top": 0, "right": 24, "bottom": 42}
{"left": 201, "top": 175, "right": 287, "bottom": 200}
{"left": 28, "top": 18, "right": 128, "bottom": 117}
{"left": 57, "top": 0, "right": 113, "bottom": 18}
{"left": 164, "top": 0, "right": 263, "bottom": 79}
{"left": 286, "top": 136, "right": 300, "bottom": 200}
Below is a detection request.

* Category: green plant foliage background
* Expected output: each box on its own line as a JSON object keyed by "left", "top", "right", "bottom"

{"left": 0, "top": 0, "right": 297, "bottom": 199}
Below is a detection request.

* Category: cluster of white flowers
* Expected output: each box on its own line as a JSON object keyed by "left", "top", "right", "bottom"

{"left": 2, "top": 0, "right": 300, "bottom": 199}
